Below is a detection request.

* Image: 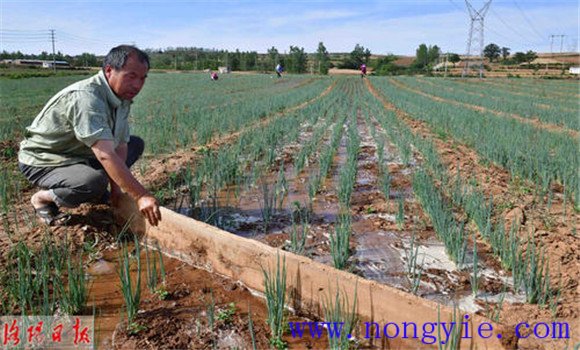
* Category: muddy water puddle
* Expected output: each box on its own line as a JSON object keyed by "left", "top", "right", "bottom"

{"left": 87, "top": 244, "right": 328, "bottom": 349}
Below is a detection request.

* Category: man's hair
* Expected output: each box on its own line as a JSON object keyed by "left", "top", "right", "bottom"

{"left": 102, "top": 45, "right": 150, "bottom": 71}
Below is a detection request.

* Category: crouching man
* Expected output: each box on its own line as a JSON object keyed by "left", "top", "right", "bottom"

{"left": 18, "top": 45, "right": 161, "bottom": 226}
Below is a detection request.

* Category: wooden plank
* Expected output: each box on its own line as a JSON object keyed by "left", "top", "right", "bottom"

{"left": 115, "top": 194, "right": 514, "bottom": 349}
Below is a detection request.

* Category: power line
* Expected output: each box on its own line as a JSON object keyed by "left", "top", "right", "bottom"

{"left": 59, "top": 31, "right": 110, "bottom": 44}
{"left": 450, "top": 0, "right": 549, "bottom": 53}
{"left": 449, "top": 0, "right": 515, "bottom": 44}
{"left": 511, "top": 0, "right": 546, "bottom": 41}
{"left": 489, "top": 8, "right": 535, "bottom": 43}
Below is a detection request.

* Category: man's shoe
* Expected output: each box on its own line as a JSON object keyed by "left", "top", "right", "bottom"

{"left": 34, "top": 202, "right": 71, "bottom": 226}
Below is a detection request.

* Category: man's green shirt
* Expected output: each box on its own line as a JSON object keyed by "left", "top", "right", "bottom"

{"left": 18, "top": 70, "right": 132, "bottom": 167}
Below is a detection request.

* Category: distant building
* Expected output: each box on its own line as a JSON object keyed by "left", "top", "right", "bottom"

{"left": 1, "top": 59, "right": 70, "bottom": 69}
{"left": 42, "top": 60, "right": 70, "bottom": 69}
{"left": 218, "top": 66, "right": 230, "bottom": 74}
{"left": 569, "top": 67, "right": 580, "bottom": 75}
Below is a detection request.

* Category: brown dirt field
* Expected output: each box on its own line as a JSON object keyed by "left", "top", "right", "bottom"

{"left": 328, "top": 68, "right": 365, "bottom": 75}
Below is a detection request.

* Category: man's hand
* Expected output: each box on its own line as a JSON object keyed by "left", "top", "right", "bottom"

{"left": 92, "top": 140, "right": 161, "bottom": 226}
{"left": 137, "top": 194, "right": 161, "bottom": 226}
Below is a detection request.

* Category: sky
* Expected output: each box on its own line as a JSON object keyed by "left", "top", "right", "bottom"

{"left": 1, "top": 0, "right": 578, "bottom": 56}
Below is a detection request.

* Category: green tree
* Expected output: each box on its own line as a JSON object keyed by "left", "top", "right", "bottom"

{"left": 525, "top": 50, "right": 537, "bottom": 64}
{"left": 268, "top": 46, "right": 279, "bottom": 69}
{"left": 286, "top": 46, "right": 307, "bottom": 73}
{"left": 414, "top": 44, "right": 429, "bottom": 68}
{"left": 483, "top": 43, "right": 501, "bottom": 62}
{"left": 501, "top": 47, "right": 510, "bottom": 61}
{"left": 75, "top": 53, "right": 98, "bottom": 67}
{"left": 230, "top": 50, "right": 241, "bottom": 71}
{"left": 372, "top": 54, "right": 402, "bottom": 75}
{"left": 244, "top": 51, "right": 258, "bottom": 70}
{"left": 412, "top": 43, "right": 440, "bottom": 71}
{"left": 428, "top": 45, "right": 441, "bottom": 64}
{"left": 342, "top": 44, "right": 371, "bottom": 69}
{"left": 316, "top": 42, "right": 330, "bottom": 74}
{"left": 449, "top": 53, "right": 461, "bottom": 67}
{"left": 513, "top": 52, "right": 527, "bottom": 64}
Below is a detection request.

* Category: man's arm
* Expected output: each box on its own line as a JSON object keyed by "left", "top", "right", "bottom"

{"left": 92, "top": 139, "right": 161, "bottom": 226}
{"left": 109, "top": 142, "right": 128, "bottom": 204}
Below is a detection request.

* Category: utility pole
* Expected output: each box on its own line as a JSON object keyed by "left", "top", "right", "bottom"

{"left": 550, "top": 34, "right": 565, "bottom": 55}
{"left": 462, "top": 0, "right": 492, "bottom": 78}
{"left": 550, "top": 34, "right": 566, "bottom": 72}
{"left": 50, "top": 29, "right": 56, "bottom": 73}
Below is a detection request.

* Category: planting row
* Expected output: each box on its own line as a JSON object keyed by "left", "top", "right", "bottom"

{"left": 131, "top": 73, "right": 331, "bottom": 153}
{"left": 395, "top": 77, "right": 578, "bottom": 132}
{"left": 369, "top": 77, "right": 578, "bottom": 206}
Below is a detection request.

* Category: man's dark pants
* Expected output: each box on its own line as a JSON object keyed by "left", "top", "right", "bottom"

{"left": 19, "top": 136, "right": 144, "bottom": 208}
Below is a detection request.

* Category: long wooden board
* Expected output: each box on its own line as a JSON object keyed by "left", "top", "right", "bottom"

{"left": 115, "top": 194, "right": 513, "bottom": 349}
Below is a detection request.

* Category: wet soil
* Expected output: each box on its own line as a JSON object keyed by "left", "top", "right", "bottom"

{"left": 366, "top": 78, "right": 579, "bottom": 348}
{"left": 88, "top": 247, "right": 328, "bottom": 350}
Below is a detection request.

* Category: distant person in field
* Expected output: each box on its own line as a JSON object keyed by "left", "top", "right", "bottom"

{"left": 18, "top": 45, "right": 161, "bottom": 227}
{"left": 360, "top": 63, "right": 367, "bottom": 78}
{"left": 210, "top": 71, "right": 219, "bottom": 81}
{"left": 275, "top": 63, "right": 283, "bottom": 78}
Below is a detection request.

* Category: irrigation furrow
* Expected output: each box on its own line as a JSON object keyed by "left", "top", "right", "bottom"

{"left": 389, "top": 78, "right": 579, "bottom": 138}
{"left": 361, "top": 86, "right": 476, "bottom": 297}
{"left": 349, "top": 108, "right": 409, "bottom": 287}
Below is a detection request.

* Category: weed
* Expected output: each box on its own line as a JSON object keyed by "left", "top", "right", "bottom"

{"left": 217, "top": 302, "right": 236, "bottom": 324}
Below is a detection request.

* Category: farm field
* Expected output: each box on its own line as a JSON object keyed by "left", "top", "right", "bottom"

{"left": 0, "top": 72, "right": 578, "bottom": 348}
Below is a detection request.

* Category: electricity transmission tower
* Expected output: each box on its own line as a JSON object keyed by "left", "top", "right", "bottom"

{"left": 462, "top": 0, "right": 492, "bottom": 78}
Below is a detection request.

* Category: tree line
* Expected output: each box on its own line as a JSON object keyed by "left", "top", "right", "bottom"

{"left": 1, "top": 41, "right": 541, "bottom": 75}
